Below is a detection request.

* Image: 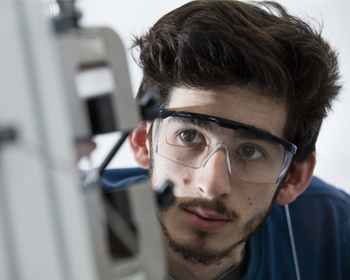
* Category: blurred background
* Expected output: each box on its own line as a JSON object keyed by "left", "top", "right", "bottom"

{"left": 76, "top": 0, "right": 350, "bottom": 194}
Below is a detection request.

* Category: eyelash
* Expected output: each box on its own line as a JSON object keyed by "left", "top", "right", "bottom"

{"left": 236, "top": 144, "right": 267, "bottom": 160}
{"left": 174, "top": 128, "right": 269, "bottom": 160}
{"left": 178, "top": 129, "right": 207, "bottom": 144}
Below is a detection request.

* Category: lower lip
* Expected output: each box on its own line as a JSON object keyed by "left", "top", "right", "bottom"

{"left": 183, "top": 209, "right": 230, "bottom": 232}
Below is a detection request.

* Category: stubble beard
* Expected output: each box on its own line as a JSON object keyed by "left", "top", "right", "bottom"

{"left": 149, "top": 146, "right": 282, "bottom": 266}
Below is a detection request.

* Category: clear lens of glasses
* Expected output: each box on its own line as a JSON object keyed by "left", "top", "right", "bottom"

{"left": 153, "top": 115, "right": 294, "bottom": 184}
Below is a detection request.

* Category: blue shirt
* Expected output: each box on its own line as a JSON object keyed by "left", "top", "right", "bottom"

{"left": 102, "top": 169, "right": 350, "bottom": 280}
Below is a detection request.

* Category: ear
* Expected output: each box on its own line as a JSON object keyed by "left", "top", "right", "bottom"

{"left": 276, "top": 153, "right": 316, "bottom": 205}
{"left": 128, "top": 122, "right": 151, "bottom": 169}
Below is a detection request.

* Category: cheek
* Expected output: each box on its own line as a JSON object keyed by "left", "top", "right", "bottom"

{"left": 231, "top": 181, "right": 278, "bottom": 217}
{"left": 170, "top": 168, "right": 196, "bottom": 198}
{"left": 152, "top": 154, "right": 200, "bottom": 197}
{"left": 151, "top": 153, "right": 194, "bottom": 194}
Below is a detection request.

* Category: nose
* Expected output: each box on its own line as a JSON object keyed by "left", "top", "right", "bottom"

{"left": 195, "top": 146, "right": 232, "bottom": 199}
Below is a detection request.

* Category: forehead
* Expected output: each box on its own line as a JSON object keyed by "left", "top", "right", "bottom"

{"left": 167, "top": 86, "right": 287, "bottom": 138}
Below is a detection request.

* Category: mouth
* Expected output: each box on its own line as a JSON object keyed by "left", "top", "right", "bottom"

{"left": 183, "top": 208, "right": 231, "bottom": 232}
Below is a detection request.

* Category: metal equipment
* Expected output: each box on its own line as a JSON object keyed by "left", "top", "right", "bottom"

{"left": 0, "top": 1, "right": 171, "bottom": 279}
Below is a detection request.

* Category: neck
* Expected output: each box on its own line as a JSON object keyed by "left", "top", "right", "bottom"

{"left": 165, "top": 241, "right": 246, "bottom": 280}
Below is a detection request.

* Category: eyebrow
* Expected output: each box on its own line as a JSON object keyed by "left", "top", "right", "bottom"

{"left": 170, "top": 116, "right": 280, "bottom": 146}
{"left": 234, "top": 128, "right": 280, "bottom": 146}
{"left": 169, "top": 116, "right": 217, "bottom": 132}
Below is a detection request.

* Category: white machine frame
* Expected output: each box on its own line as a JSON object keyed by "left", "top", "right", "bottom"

{"left": 0, "top": 1, "right": 165, "bottom": 279}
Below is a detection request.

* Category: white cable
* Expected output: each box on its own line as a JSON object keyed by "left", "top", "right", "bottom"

{"left": 285, "top": 204, "right": 301, "bottom": 280}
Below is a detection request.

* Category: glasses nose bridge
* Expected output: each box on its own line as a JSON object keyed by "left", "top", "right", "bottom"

{"left": 201, "top": 143, "right": 232, "bottom": 173}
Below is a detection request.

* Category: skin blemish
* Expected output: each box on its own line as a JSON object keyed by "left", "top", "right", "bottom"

{"left": 248, "top": 197, "right": 252, "bottom": 206}
{"left": 247, "top": 197, "right": 252, "bottom": 205}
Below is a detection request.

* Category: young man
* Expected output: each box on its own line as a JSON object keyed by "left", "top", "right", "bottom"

{"left": 105, "top": 1, "right": 350, "bottom": 279}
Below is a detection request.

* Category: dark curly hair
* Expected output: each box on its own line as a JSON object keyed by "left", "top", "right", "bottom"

{"left": 132, "top": 0, "right": 341, "bottom": 164}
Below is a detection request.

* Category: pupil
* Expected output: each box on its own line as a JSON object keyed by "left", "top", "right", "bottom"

{"left": 243, "top": 147, "right": 255, "bottom": 157}
{"left": 183, "top": 131, "right": 195, "bottom": 142}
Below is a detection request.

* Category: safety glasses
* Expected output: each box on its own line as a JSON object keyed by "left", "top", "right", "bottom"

{"left": 152, "top": 110, "right": 297, "bottom": 184}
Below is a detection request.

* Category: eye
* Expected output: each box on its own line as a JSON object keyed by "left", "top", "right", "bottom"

{"left": 179, "top": 130, "right": 204, "bottom": 144}
{"left": 238, "top": 145, "right": 264, "bottom": 159}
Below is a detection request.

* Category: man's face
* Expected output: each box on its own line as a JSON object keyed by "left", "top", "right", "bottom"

{"left": 148, "top": 86, "right": 287, "bottom": 265}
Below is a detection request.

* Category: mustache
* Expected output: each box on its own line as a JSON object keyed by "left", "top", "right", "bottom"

{"left": 175, "top": 197, "right": 240, "bottom": 220}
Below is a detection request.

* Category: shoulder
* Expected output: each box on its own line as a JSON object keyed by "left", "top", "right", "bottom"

{"left": 291, "top": 176, "right": 350, "bottom": 227}
{"left": 290, "top": 176, "right": 350, "bottom": 241}
{"left": 244, "top": 177, "right": 350, "bottom": 280}
{"left": 101, "top": 168, "right": 149, "bottom": 191}
{"left": 289, "top": 177, "right": 350, "bottom": 279}
{"left": 301, "top": 176, "right": 350, "bottom": 203}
